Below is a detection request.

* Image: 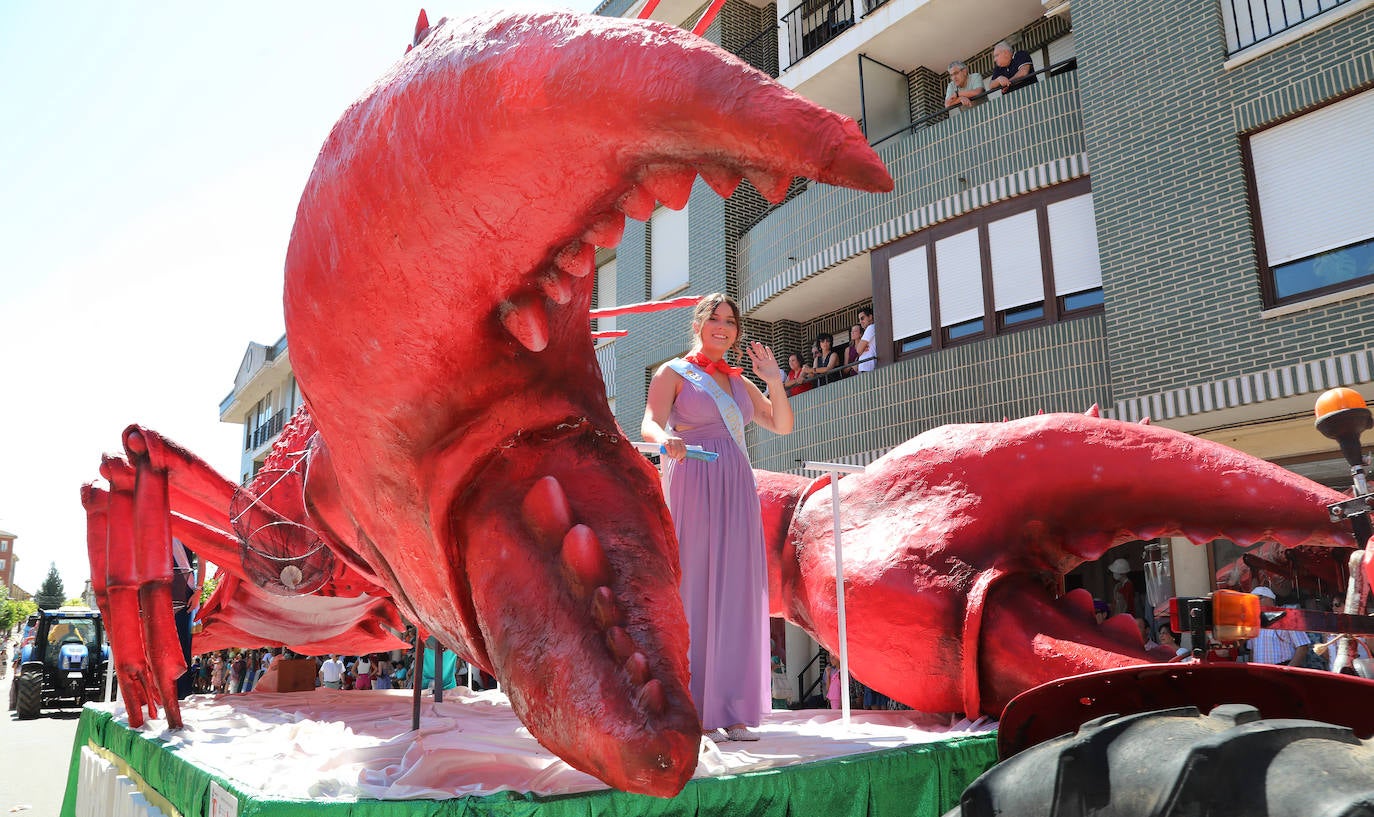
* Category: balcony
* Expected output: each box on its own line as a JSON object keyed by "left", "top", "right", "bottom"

{"left": 777, "top": 0, "right": 1047, "bottom": 123}
{"left": 739, "top": 66, "right": 1085, "bottom": 325}
{"left": 247, "top": 409, "right": 288, "bottom": 452}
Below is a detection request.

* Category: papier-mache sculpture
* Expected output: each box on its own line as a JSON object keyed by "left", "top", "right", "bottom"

{"left": 81, "top": 10, "right": 1354, "bottom": 798}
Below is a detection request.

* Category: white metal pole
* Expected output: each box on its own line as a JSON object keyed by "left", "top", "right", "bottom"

{"left": 803, "top": 460, "right": 865, "bottom": 731}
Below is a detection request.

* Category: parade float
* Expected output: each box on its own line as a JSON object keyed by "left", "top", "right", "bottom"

{"left": 60, "top": 8, "right": 1374, "bottom": 817}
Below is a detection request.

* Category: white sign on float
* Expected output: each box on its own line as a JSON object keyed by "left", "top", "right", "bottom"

{"left": 209, "top": 780, "right": 239, "bottom": 817}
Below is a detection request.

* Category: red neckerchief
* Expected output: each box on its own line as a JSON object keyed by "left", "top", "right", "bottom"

{"left": 685, "top": 351, "right": 743, "bottom": 377}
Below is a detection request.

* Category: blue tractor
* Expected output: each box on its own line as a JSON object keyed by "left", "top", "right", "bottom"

{"left": 8, "top": 607, "right": 109, "bottom": 719}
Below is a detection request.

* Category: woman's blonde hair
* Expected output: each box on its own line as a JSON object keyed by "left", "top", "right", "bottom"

{"left": 690, "top": 292, "right": 743, "bottom": 357}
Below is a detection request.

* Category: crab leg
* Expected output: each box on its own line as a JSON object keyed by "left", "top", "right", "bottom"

{"left": 89, "top": 456, "right": 168, "bottom": 727}
{"left": 124, "top": 428, "right": 189, "bottom": 726}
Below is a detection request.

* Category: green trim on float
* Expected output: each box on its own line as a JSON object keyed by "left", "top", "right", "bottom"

{"left": 63, "top": 705, "right": 998, "bottom": 817}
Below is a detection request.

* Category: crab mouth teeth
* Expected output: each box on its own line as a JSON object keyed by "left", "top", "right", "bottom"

{"left": 495, "top": 162, "right": 742, "bottom": 353}
{"left": 495, "top": 151, "right": 872, "bottom": 353}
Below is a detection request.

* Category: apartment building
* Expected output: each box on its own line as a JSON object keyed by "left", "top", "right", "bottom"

{"left": 219, "top": 335, "right": 302, "bottom": 485}
{"left": 0, "top": 528, "right": 16, "bottom": 596}
{"left": 595, "top": 0, "right": 1374, "bottom": 690}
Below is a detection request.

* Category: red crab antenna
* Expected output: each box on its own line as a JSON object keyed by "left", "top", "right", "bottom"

{"left": 589, "top": 294, "right": 698, "bottom": 319}
{"left": 638, "top": 0, "right": 725, "bottom": 39}
{"left": 690, "top": 0, "right": 728, "bottom": 35}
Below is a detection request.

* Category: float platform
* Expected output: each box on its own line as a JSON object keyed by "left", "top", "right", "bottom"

{"left": 62, "top": 688, "right": 997, "bottom": 817}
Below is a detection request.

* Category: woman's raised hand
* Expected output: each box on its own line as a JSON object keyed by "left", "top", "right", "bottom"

{"left": 747, "top": 341, "right": 782, "bottom": 382}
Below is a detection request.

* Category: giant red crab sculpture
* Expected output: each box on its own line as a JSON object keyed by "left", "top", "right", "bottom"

{"left": 80, "top": 9, "right": 1354, "bottom": 799}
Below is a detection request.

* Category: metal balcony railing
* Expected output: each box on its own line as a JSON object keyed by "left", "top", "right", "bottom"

{"left": 1222, "top": 0, "right": 1355, "bottom": 54}
{"left": 734, "top": 25, "right": 780, "bottom": 77}
{"left": 781, "top": 0, "right": 855, "bottom": 70}
{"left": 247, "top": 409, "right": 288, "bottom": 451}
{"left": 867, "top": 58, "right": 1079, "bottom": 148}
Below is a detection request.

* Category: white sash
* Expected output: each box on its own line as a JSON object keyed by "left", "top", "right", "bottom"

{"left": 667, "top": 358, "right": 749, "bottom": 459}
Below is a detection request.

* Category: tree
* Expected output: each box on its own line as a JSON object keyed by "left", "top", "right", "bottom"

{"left": 1, "top": 583, "right": 38, "bottom": 637}
{"left": 35, "top": 563, "right": 66, "bottom": 610}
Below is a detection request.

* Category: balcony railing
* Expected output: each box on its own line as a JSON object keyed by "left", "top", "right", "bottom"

{"left": 867, "top": 58, "right": 1078, "bottom": 148}
{"left": 1222, "top": 0, "right": 1356, "bottom": 54}
{"left": 781, "top": 0, "right": 855, "bottom": 70}
{"left": 247, "top": 409, "right": 288, "bottom": 451}
{"left": 734, "top": 25, "right": 780, "bottom": 77}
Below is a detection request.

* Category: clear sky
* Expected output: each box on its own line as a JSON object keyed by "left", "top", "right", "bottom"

{"left": 0, "top": 0, "right": 586, "bottom": 596}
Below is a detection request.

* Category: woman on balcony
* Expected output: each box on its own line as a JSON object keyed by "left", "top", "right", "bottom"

{"left": 641, "top": 293, "right": 794, "bottom": 742}
{"left": 812, "top": 332, "right": 842, "bottom": 386}
{"left": 785, "top": 351, "right": 815, "bottom": 396}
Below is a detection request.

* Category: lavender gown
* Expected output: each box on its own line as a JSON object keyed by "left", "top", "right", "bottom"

{"left": 663, "top": 371, "right": 770, "bottom": 730}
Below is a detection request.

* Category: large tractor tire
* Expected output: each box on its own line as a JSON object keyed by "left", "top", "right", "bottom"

{"left": 946, "top": 704, "right": 1374, "bottom": 817}
{"left": 14, "top": 669, "right": 43, "bottom": 720}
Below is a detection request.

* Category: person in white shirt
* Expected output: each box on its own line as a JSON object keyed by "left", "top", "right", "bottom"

{"left": 319, "top": 654, "right": 346, "bottom": 689}
{"left": 856, "top": 307, "right": 876, "bottom": 373}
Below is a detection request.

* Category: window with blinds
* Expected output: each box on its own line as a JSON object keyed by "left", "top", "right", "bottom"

{"left": 879, "top": 178, "right": 1102, "bottom": 358}
{"left": 1249, "top": 88, "right": 1374, "bottom": 307}
{"left": 595, "top": 258, "right": 617, "bottom": 337}
{"left": 650, "top": 205, "right": 690, "bottom": 299}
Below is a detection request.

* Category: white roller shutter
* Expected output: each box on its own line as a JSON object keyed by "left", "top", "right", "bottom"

{"left": 935, "top": 228, "right": 984, "bottom": 326}
{"left": 1251, "top": 88, "right": 1374, "bottom": 266}
{"left": 596, "top": 258, "right": 617, "bottom": 335}
{"left": 988, "top": 209, "right": 1044, "bottom": 310}
{"left": 888, "top": 246, "right": 931, "bottom": 341}
{"left": 1047, "top": 194, "right": 1102, "bottom": 295}
{"left": 650, "top": 204, "right": 690, "bottom": 298}
{"left": 1047, "top": 32, "right": 1075, "bottom": 67}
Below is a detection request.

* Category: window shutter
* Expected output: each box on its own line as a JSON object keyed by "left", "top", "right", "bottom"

{"left": 988, "top": 209, "right": 1045, "bottom": 310}
{"left": 1251, "top": 89, "right": 1374, "bottom": 267}
{"left": 935, "top": 228, "right": 984, "bottom": 326}
{"left": 650, "top": 204, "right": 690, "bottom": 298}
{"left": 1047, "top": 194, "right": 1103, "bottom": 295}
{"left": 888, "top": 246, "right": 931, "bottom": 341}
{"left": 596, "top": 258, "right": 617, "bottom": 334}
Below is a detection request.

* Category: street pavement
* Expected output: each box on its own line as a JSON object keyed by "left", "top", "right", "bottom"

{"left": 1, "top": 673, "right": 84, "bottom": 816}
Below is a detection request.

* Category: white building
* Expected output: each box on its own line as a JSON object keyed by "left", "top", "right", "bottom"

{"left": 218, "top": 335, "right": 302, "bottom": 485}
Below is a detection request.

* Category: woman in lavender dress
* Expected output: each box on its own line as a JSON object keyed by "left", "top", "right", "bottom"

{"left": 642, "top": 293, "right": 794, "bottom": 741}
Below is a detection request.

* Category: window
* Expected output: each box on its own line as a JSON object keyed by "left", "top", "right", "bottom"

{"left": 650, "top": 204, "right": 690, "bottom": 299}
{"left": 1250, "top": 88, "right": 1374, "bottom": 307}
{"left": 1221, "top": 0, "right": 1358, "bottom": 54}
{"left": 595, "top": 258, "right": 618, "bottom": 337}
{"left": 0, "top": 559, "right": 6, "bottom": 571}
{"left": 878, "top": 179, "right": 1102, "bottom": 357}
{"left": 0, "top": 539, "right": 8, "bottom": 552}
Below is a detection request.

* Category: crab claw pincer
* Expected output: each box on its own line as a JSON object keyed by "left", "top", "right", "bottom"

{"left": 282, "top": 11, "right": 892, "bottom": 796}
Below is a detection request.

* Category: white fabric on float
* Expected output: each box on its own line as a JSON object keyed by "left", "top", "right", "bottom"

{"left": 98, "top": 688, "right": 994, "bottom": 802}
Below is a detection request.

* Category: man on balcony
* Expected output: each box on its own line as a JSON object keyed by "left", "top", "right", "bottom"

{"left": 944, "top": 61, "right": 985, "bottom": 114}
{"left": 988, "top": 41, "right": 1037, "bottom": 95}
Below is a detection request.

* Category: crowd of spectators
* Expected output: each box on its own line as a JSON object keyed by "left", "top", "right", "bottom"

{"left": 783, "top": 307, "right": 877, "bottom": 397}
{"left": 185, "top": 648, "right": 501, "bottom": 694}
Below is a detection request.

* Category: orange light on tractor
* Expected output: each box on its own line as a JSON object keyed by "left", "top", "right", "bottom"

{"left": 1212, "top": 589, "right": 1261, "bottom": 642}
{"left": 1316, "top": 387, "right": 1369, "bottom": 419}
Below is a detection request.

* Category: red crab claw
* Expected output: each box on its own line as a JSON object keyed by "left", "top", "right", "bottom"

{"left": 764, "top": 413, "right": 1354, "bottom": 719}
{"left": 281, "top": 11, "right": 890, "bottom": 796}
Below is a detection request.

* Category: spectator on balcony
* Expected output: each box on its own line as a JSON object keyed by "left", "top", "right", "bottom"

{"left": 785, "top": 352, "right": 815, "bottom": 397}
{"left": 944, "top": 61, "right": 985, "bottom": 113}
{"left": 856, "top": 307, "right": 876, "bottom": 373}
{"left": 812, "top": 332, "right": 842, "bottom": 386}
{"left": 988, "top": 41, "right": 1037, "bottom": 95}
{"left": 843, "top": 324, "right": 863, "bottom": 376}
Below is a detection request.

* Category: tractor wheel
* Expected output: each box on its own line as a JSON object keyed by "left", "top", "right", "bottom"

{"left": 946, "top": 704, "right": 1374, "bottom": 817}
{"left": 15, "top": 669, "right": 42, "bottom": 720}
